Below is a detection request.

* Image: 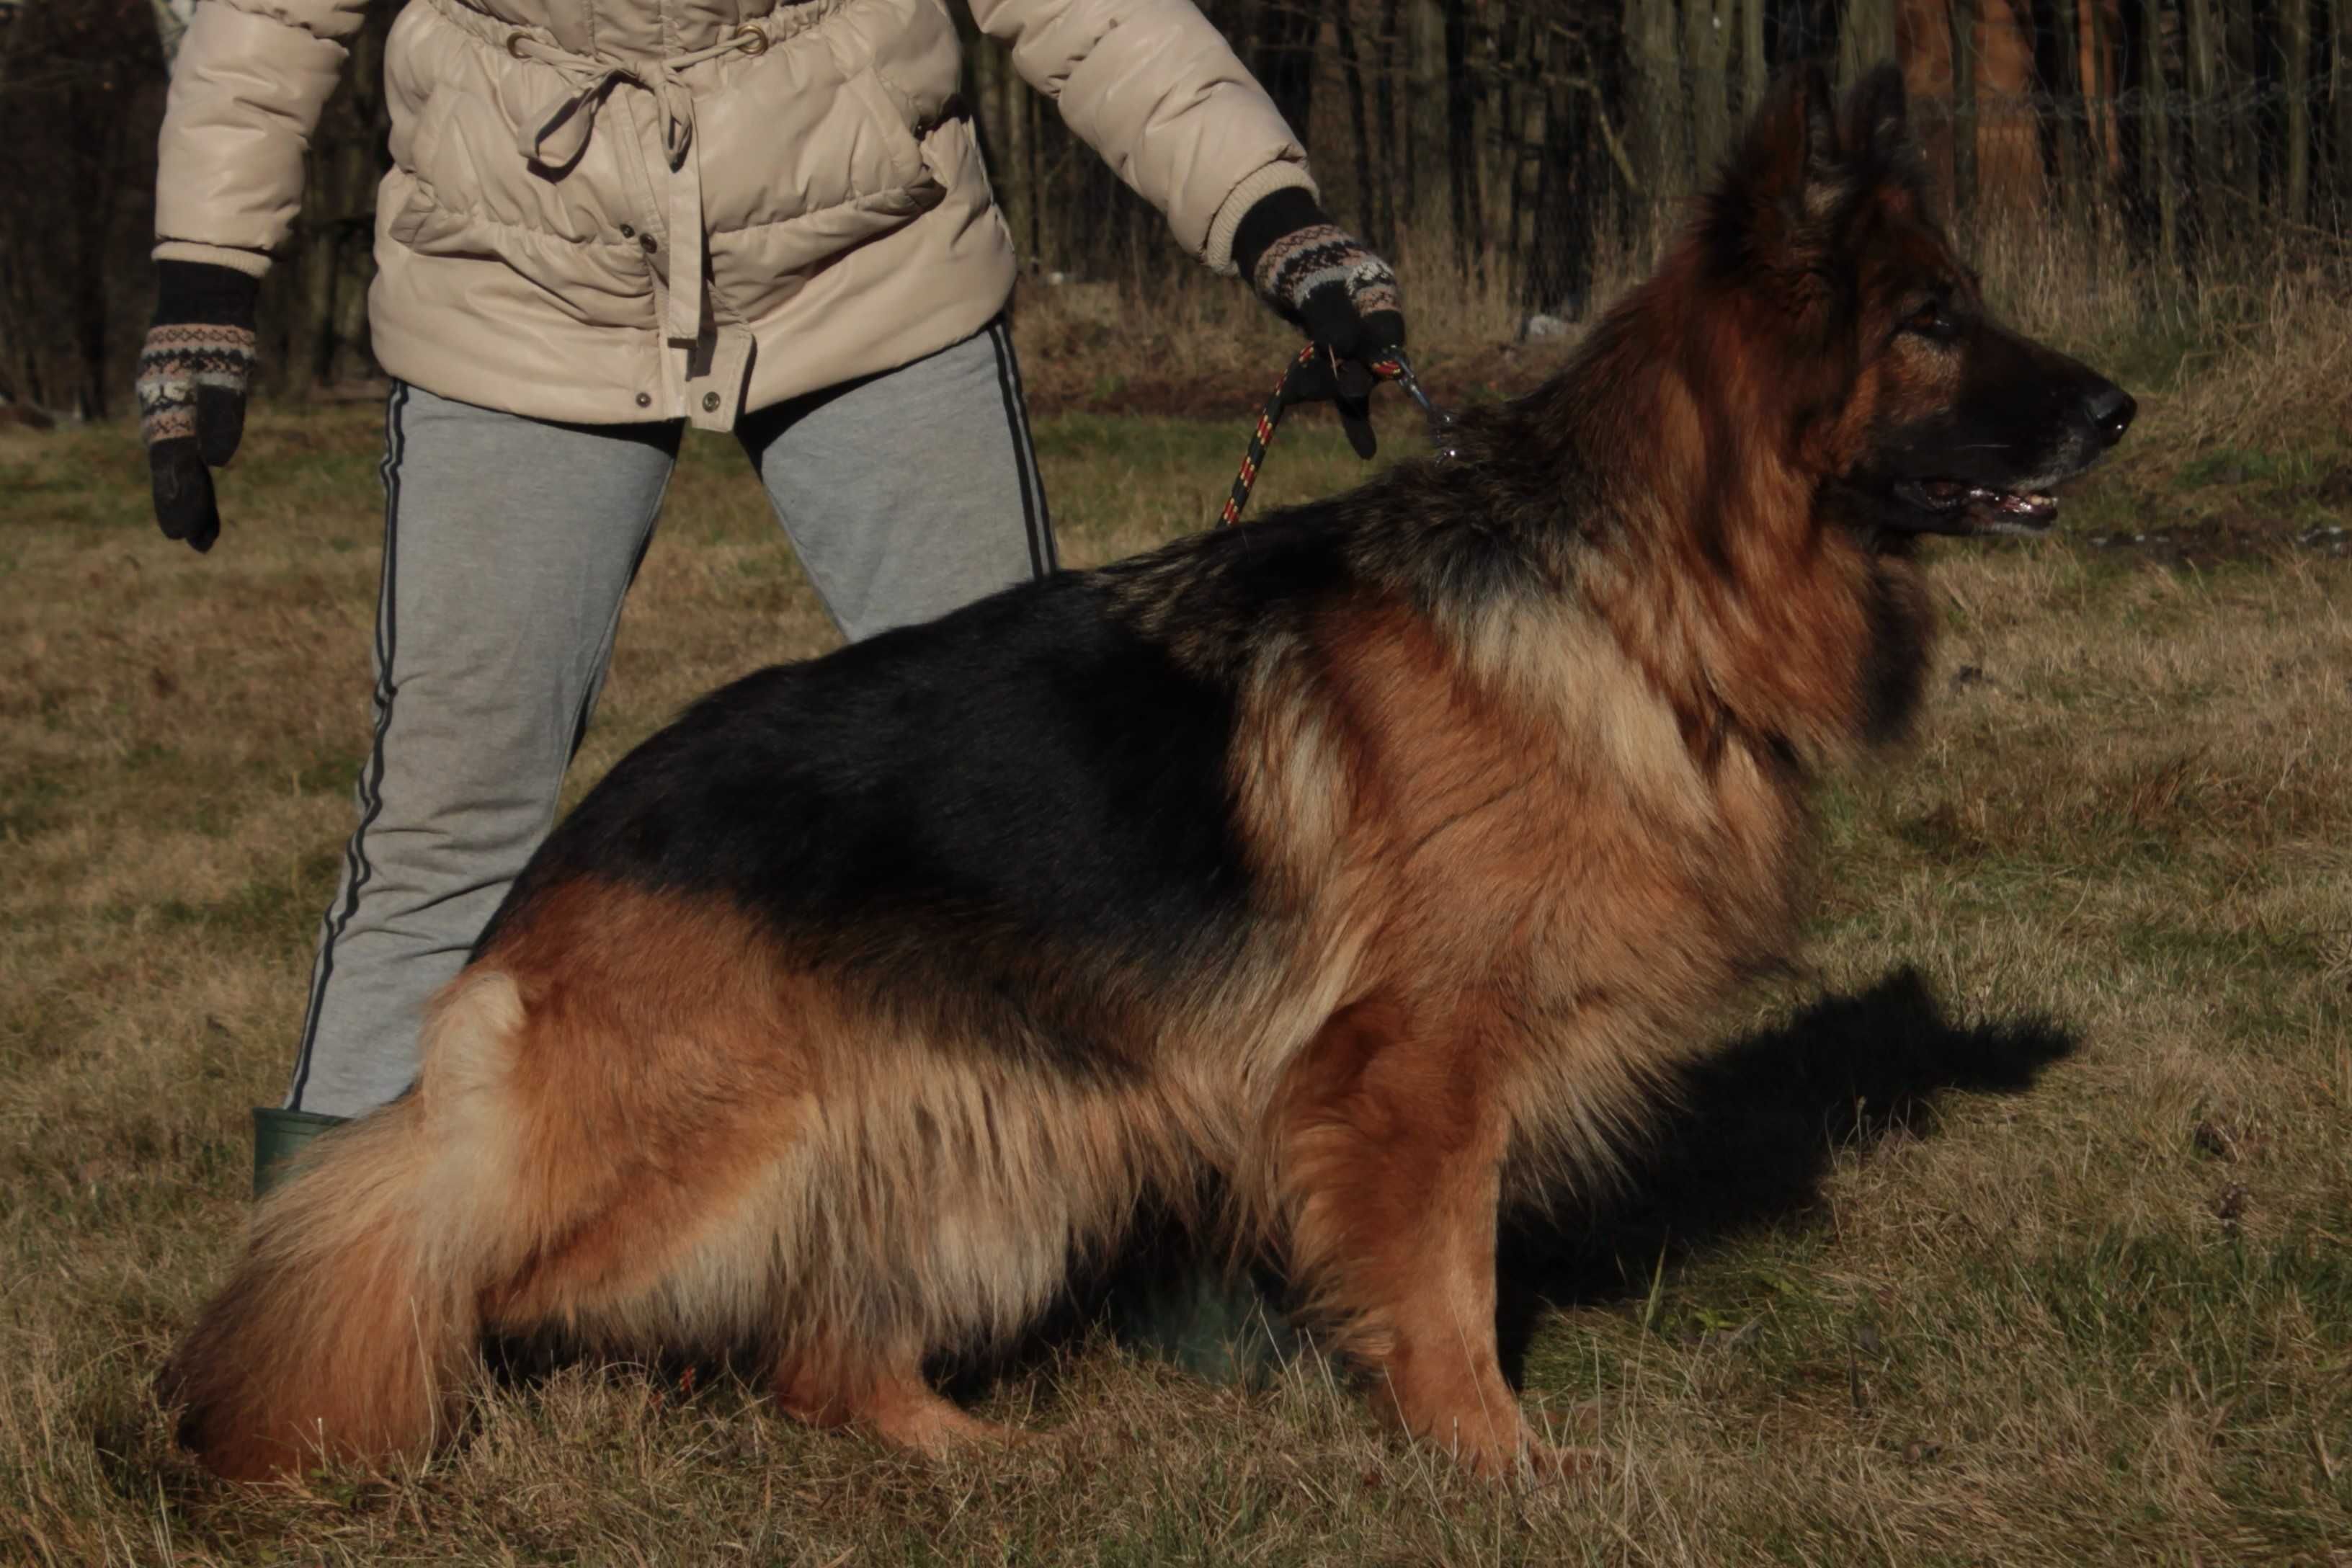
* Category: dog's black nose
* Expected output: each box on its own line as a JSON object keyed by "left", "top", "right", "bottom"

{"left": 2085, "top": 381, "right": 2136, "bottom": 447}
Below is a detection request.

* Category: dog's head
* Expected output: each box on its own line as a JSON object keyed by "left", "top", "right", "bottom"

{"left": 1706, "top": 63, "right": 2134, "bottom": 538}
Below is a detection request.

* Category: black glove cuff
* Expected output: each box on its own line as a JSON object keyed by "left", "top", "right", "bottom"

{"left": 153, "top": 261, "right": 261, "bottom": 330}
{"left": 1231, "top": 187, "right": 1328, "bottom": 287}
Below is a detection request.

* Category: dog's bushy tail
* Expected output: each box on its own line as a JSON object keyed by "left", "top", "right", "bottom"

{"left": 159, "top": 972, "right": 525, "bottom": 1481}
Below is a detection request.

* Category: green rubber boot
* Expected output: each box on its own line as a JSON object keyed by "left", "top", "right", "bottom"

{"left": 1110, "top": 1268, "right": 1303, "bottom": 1389}
{"left": 251, "top": 1107, "right": 347, "bottom": 1199}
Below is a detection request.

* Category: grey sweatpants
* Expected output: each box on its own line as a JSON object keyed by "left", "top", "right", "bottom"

{"left": 287, "top": 319, "right": 1054, "bottom": 1118}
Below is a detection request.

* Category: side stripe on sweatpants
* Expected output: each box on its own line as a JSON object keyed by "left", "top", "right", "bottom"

{"left": 985, "top": 318, "right": 1057, "bottom": 577}
{"left": 287, "top": 382, "right": 409, "bottom": 1111}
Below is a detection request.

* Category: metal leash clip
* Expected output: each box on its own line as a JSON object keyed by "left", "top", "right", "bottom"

{"left": 1376, "top": 347, "right": 1462, "bottom": 465}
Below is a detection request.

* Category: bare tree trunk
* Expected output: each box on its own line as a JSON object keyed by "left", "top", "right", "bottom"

{"left": 1257, "top": 0, "right": 1321, "bottom": 152}
{"left": 1374, "top": 0, "right": 1402, "bottom": 245}
{"left": 1409, "top": 0, "right": 1448, "bottom": 234}
{"left": 1526, "top": 18, "right": 1590, "bottom": 316}
{"left": 994, "top": 44, "right": 1028, "bottom": 267}
{"left": 2141, "top": 0, "right": 2176, "bottom": 266}
{"left": 2336, "top": 0, "right": 2352, "bottom": 217}
{"left": 1741, "top": 0, "right": 1766, "bottom": 115}
{"left": 2283, "top": 0, "right": 2309, "bottom": 223}
{"left": 66, "top": 82, "right": 124, "bottom": 417}
{"left": 1950, "top": 0, "right": 1978, "bottom": 218}
{"left": 2219, "top": 0, "right": 2258, "bottom": 213}
{"left": 1684, "top": 0, "right": 1733, "bottom": 182}
{"left": 2050, "top": 0, "right": 2087, "bottom": 222}
{"left": 1441, "top": 0, "right": 1482, "bottom": 270}
{"left": 1332, "top": 0, "right": 1378, "bottom": 236}
{"left": 1024, "top": 86, "right": 1045, "bottom": 266}
{"left": 2184, "top": 0, "right": 2219, "bottom": 248}
{"left": 0, "top": 4, "right": 45, "bottom": 402}
{"left": 1623, "top": 0, "right": 1684, "bottom": 197}
{"left": 1497, "top": 12, "right": 1522, "bottom": 284}
{"left": 1496, "top": 10, "right": 1534, "bottom": 291}
{"left": 1838, "top": 0, "right": 1898, "bottom": 88}
{"left": 2085, "top": 0, "right": 2116, "bottom": 180}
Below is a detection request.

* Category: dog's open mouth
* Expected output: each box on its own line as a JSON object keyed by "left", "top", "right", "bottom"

{"left": 1892, "top": 478, "right": 2059, "bottom": 535}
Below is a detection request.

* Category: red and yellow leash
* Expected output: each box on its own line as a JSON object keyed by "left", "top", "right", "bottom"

{"left": 1215, "top": 345, "right": 1457, "bottom": 529}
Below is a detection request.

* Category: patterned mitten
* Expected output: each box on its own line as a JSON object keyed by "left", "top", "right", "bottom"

{"left": 1234, "top": 189, "right": 1406, "bottom": 459}
{"left": 138, "top": 261, "right": 259, "bottom": 553}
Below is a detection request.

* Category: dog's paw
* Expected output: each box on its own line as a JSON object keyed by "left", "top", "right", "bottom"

{"left": 1518, "top": 1440, "right": 1608, "bottom": 1484}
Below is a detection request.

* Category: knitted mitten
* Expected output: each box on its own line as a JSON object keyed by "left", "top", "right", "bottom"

{"left": 138, "top": 261, "right": 260, "bottom": 553}
{"left": 1233, "top": 189, "right": 1405, "bottom": 458}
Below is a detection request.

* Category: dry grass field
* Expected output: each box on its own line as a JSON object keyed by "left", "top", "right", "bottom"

{"left": 3, "top": 264, "right": 2350, "bottom": 1564}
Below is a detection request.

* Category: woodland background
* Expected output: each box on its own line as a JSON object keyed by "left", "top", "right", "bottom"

{"left": 1, "top": 0, "right": 2348, "bottom": 421}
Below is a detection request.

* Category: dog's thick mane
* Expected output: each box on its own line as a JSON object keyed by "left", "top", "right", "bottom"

{"left": 1109, "top": 223, "right": 1933, "bottom": 795}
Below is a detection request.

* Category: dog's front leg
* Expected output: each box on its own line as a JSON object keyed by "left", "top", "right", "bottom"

{"left": 1275, "top": 994, "right": 1593, "bottom": 1479}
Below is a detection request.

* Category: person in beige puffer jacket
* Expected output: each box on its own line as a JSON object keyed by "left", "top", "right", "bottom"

{"left": 138, "top": 0, "right": 1405, "bottom": 1319}
{"left": 140, "top": 0, "right": 1403, "bottom": 520}
{"left": 151, "top": 0, "right": 1392, "bottom": 435}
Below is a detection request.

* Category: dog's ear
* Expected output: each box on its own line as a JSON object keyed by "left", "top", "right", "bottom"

{"left": 1842, "top": 62, "right": 1909, "bottom": 163}
{"left": 1734, "top": 63, "right": 1841, "bottom": 214}
{"left": 1705, "top": 63, "right": 1850, "bottom": 298}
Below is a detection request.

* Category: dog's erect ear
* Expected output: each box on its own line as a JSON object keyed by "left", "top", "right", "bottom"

{"left": 1707, "top": 63, "right": 1848, "bottom": 288}
{"left": 1843, "top": 62, "right": 1909, "bottom": 162}
{"left": 1737, "top": 63, "right": 1840, "bottom": 211}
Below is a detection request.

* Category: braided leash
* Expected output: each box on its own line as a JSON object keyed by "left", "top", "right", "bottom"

{"left": 1216, "top": 345, "right": 1458, "bottom": 528}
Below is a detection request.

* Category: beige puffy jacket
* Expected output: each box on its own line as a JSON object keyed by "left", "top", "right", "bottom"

{"left": 155, "top": 0, "right": 1313, "bottom": 429}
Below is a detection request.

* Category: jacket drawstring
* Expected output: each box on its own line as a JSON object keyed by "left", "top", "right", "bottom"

{"left": 503, "top": 28, "right": 763, "bottom": 362}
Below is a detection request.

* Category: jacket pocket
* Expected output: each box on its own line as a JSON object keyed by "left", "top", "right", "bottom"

{"left": 695, "top": 1, "right": 953, "bottom": 238}
{"left": 380, "top": 4, "right": 647, "bottom": 326}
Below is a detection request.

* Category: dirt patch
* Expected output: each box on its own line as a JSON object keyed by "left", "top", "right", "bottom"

{"left": 2084, "top": 507, "right": 2351, "bottom": 568}
{"left": 2080, "top": 458, "right": 2352, "bottom": 568}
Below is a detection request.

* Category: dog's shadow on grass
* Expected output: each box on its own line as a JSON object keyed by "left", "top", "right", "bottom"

{"left": 1492, "top": 963, "right": 2079, "bottom": 1375}
{"left": 1034, "top": 963, "right": 2080, "bottom": 1399}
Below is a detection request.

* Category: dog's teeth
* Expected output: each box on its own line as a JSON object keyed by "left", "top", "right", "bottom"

{"left": 1978, "top": 490, "right": 2052, "bottom": 517}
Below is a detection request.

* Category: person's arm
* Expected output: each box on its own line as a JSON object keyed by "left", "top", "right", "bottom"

{"left": 156, "top": 0, "right": 371, "bottom": 277}
{"left": 968, "top": 0, "right": 1405, "bottom": 450}
{"left": 963, "top": 0, "right": 1309, "bottom": 272}
{"left": 141, "top": 0, "right": 370, "bottom": 551}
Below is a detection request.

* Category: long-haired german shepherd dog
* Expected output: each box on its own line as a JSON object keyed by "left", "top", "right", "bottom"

{"left": 161, "top": 63, "right": 2133, "bottom": 1482}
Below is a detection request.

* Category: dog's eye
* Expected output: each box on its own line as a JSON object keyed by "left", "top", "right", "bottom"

{"left": 1902, "top": 301, "right": 1958, "bottom": 341}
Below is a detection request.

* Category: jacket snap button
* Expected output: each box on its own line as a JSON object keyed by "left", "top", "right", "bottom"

{"left": 701, "top": 392, "right": 721, "bottom": 413}
{"left": 635, "top": 393, "right": 652, "bottom": 409}
{"left": 734, "top": 25, "right": 768, "bottom": 55}
{"left": 640, "top": 233, "right": 659, "bottom": 254}
{"left": 618, "top": 223, "right": 635, "bottom": 239}
{"left": 505, "top": 34, "right": 529, "bottom": 58}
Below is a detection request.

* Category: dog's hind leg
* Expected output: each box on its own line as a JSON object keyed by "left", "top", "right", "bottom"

{"left": 770, "top": 1339, "right": 1025, "bottom": 1455}
{"left": 754, "top": 1066, "right": 1131, "bottom": 1458}
{"left": 1273, "top": 994, "right": 1597, "bottom": 1480}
